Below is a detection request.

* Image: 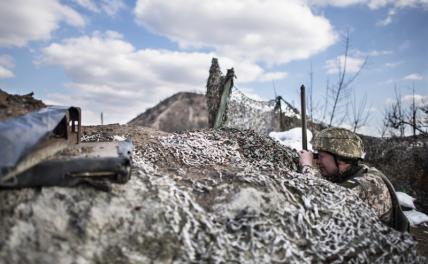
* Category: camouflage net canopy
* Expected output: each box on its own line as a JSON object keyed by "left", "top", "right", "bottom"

{"left": 222, "top": 87, "right": 299, "bottom": 135}
{"left": 0, "top": 126, "right": 424, "bottom": 263}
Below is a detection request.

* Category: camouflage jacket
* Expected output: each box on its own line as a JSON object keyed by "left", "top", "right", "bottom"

{"left": 302, "top": 164, "right": 393, "bottom": 224}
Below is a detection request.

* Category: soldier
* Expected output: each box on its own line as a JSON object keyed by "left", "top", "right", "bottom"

{"left": 299, "top": 127, "right": 409, "bottom": 232}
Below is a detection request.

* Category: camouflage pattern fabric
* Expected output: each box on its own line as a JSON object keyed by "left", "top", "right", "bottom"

{"left": 206, "top": 58, "right": 225, "bottom": 128}
{"left": 346, "top": 165, "right": 393, "bottom": 223}
{"left": 223, "top": 87, "right": 280, "bottom": 135}
{"left": 312, "top": 127, "right": 365, "bottom": 159}
{"left": 302, "top": 164, "right": 393, "bottom": 225}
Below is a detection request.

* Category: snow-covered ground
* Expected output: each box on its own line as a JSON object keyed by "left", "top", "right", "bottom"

{"left": 396, "top": 191, "right": 428, "bottom": 226}
{"left": 270, "top": 128, "right": 428, "bottom": 227}
{"left": 269, "top": 127, "right": 313, "bottom": 151}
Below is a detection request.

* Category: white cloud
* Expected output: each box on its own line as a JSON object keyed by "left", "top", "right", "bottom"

{"left": 403, "top": 73, "right": 424, "bottom": 81}
{"left": 258, "top": 72, "right": 288, "bottom": 82}
{"left": 324, "top": 55, "right": 366, "bottom": 74}
{"left": 73, "top": 0, "right": 98, "bottom": 12}
{"left": 134, "top": 0, "right": 337, "bottom": 65}
{"left": 309, "top": 0, "right": 367, "bottom": 7}
{"left": 377, "top": 8, "right": 396, "bottom": 26}
{"left": 73, "top": 0, "right": 126, "bottom": 16}
{"left": 401, "top": 94, "right": 428, "bottom": 106}
{"left": 309, "top": 0, "right": 428, "bottom": 8}
{"left": 0, "top": 66, "right": 14, "bottom": 79}
{"left": 0, "top": 55, "right": 15, "bottom": 79}
{"left": 38, "top": 31, "right": 277, "bottom": 125}
{"left": 309, "top": 0, "right": 428, "bottom": 25}
{"left": 101, "top": 0, "right": 126, "bottom": 17}
{"left": 385, "top": 62, "right": 401, "bottom": 68}
{"left": 0, "top": 0, "right": 84, "bottom": 47}
{"left": 351, "top": 49, "right": 392, "bottom": 57}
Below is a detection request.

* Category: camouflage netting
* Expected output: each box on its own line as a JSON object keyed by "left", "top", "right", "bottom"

{"left": 223, "top": 87, "right": 294, "bottom": 135}
{"left": 0, "top": 126, "right": 426, "bottom": 263}
{"left": 223, "top": 87, "right": 281, "bottom": 135}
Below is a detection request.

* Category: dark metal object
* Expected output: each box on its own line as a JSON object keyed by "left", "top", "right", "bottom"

{"left": 0, "top": 140, "right": 133, "bottom": 190}
{"left": 300, "top": 85, "right": 308, "bottom": 150}
{"left": 0, "top": 106, "right": 81, "bottom": 182}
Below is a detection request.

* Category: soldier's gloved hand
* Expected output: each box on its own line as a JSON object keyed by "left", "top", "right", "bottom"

{"left": 299, "top": 150, "right": 314, "bottom": 168}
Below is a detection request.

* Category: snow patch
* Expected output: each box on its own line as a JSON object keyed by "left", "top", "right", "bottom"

{"left": 404, "top": 210, "right": 428, "bottom": 226}
{"left": 269, "top": 127, "right": 313, "bottom": 151}
{"left": 396, "top": 192, "right": 416, "bottom": 209}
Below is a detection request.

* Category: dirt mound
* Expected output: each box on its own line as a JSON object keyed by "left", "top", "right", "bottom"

{"left": 0, "top": 89, "right": 46, "bottom": 121}
{"left": 128, "top": 92, "right": 208, "bottom": 132}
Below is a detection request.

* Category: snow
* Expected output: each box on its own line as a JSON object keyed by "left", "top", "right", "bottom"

{"left": 113, "top": 135, "right": 126, "bottom": 141}
{"left": 404, "top": 210, "right": 428, "bottom": 226}
{"left": 396, "top": 192, "right": 428, "bottom": 226}
{"left": 269, "top": 127, "right": 313, "bottom": 151}
{"left": 396, "top": 192, "right": 416, "bottom": 209}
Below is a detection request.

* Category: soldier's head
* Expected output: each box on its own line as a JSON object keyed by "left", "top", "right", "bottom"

{"left": 312, "top": 127, "right": 364, "bottom": 178}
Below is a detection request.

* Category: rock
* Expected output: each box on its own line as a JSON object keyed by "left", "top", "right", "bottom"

{"left": 0, "top": 125, "right": 425, "bottom": 263}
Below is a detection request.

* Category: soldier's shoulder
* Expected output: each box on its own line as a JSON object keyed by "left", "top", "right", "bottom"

{"left": 355, "top": 165, "right": 389, "bottom": 192}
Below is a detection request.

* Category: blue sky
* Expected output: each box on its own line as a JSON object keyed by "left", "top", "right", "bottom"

{"left": 0, "top": 0, "right": 427, "bottom": 136}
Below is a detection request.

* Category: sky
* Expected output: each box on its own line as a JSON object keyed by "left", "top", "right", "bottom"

{"left": 0, "top": 0, "right": 427, "bottom": 136}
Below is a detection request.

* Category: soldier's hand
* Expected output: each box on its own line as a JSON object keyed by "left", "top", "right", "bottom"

{"left": 299, "top": 150, "right": 314, "bottom": 167}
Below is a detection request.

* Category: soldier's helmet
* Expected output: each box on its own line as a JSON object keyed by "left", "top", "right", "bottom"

{"left": 312, "top": 127, "right": 365, "bottom": 159}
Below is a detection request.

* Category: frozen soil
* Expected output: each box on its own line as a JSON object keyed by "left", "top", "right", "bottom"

{"left": 0, "top": 89, "right": 45, "bottom": 121}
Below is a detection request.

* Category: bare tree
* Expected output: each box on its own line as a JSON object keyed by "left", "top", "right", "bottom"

{"left": 421, "top": 104, "right": 428, "bottom": 130}
{"left": 349, "top": 92, "right": 370, "bottom": 133}
{"left": 385, "top": 86, "right": 406, "bottom": 137}
{"left": 384, "top": 85, "right": 427, "bottom": 136}
{"left": 407, "top": 83, "right": 419, "bottom": 137}
{"left": 378, "top": 111, "right": 389, "bottom": 138}
{"left": 326, "top": 31, "right": 368, "bottom": 126}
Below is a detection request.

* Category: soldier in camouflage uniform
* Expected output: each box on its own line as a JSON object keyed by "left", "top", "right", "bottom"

{"left": 299, "top": 127, "right": 409, "bottom": 232}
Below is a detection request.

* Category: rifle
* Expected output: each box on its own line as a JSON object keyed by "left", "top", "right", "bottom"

{"left": 300, "top": 85, "right": 308, "bottom": 151}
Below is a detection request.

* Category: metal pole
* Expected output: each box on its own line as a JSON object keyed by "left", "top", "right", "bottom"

{"left": 300, "top": 85, "right": 308, "bottom": 150}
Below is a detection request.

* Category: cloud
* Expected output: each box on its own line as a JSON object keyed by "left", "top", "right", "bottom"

{"left": 377, "top": 8, "right": 396, "bottom": 26}
{"left": 403, "top": 73, "right": 424, "bottom": 81}
{"left": 0, "top": 66, "right": 14, "bottom": 79}
{"left": 0, "top": 0, "right": 84, "bottom": 47}
{"left": 38, "top": 31, "right": 278, "bottom": 125}
{"left": 73, "top": 0, "right": 98, "bottom": 12}
{"left": 351, "top": 49, "right": 392, "bottom": 57}
{"left": 134, "top": 0, "right": 337, "bottom": 65}
{"left": 258, "top": 72, "right": 288, "bottom": 82}
{"left": 73, "top": 0, "right": 126, "bottom": 16}
{"left": 0, "top": 55, "right": 15, "bottom": 79}
{"left": 401, "top": 94, "right": 428, "bottom": 106}
{"left": 324, "top": 55, "right": 366, "bottom": 74}
{"left": 385, "top": 62, "right": 401, "bottom": 68}
{"left": 309, "top": 0, "right": 428, "bottom": 8}
{"left": 309, "top": 0, "right": 428, "bottom": 25}
{"left": 100, "top": 0, "right": 126, "bottom": 16}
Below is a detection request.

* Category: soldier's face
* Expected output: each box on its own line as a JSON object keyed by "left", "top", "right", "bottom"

{"left": 316, "top": 151, "right": 338, "bottom": 177}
